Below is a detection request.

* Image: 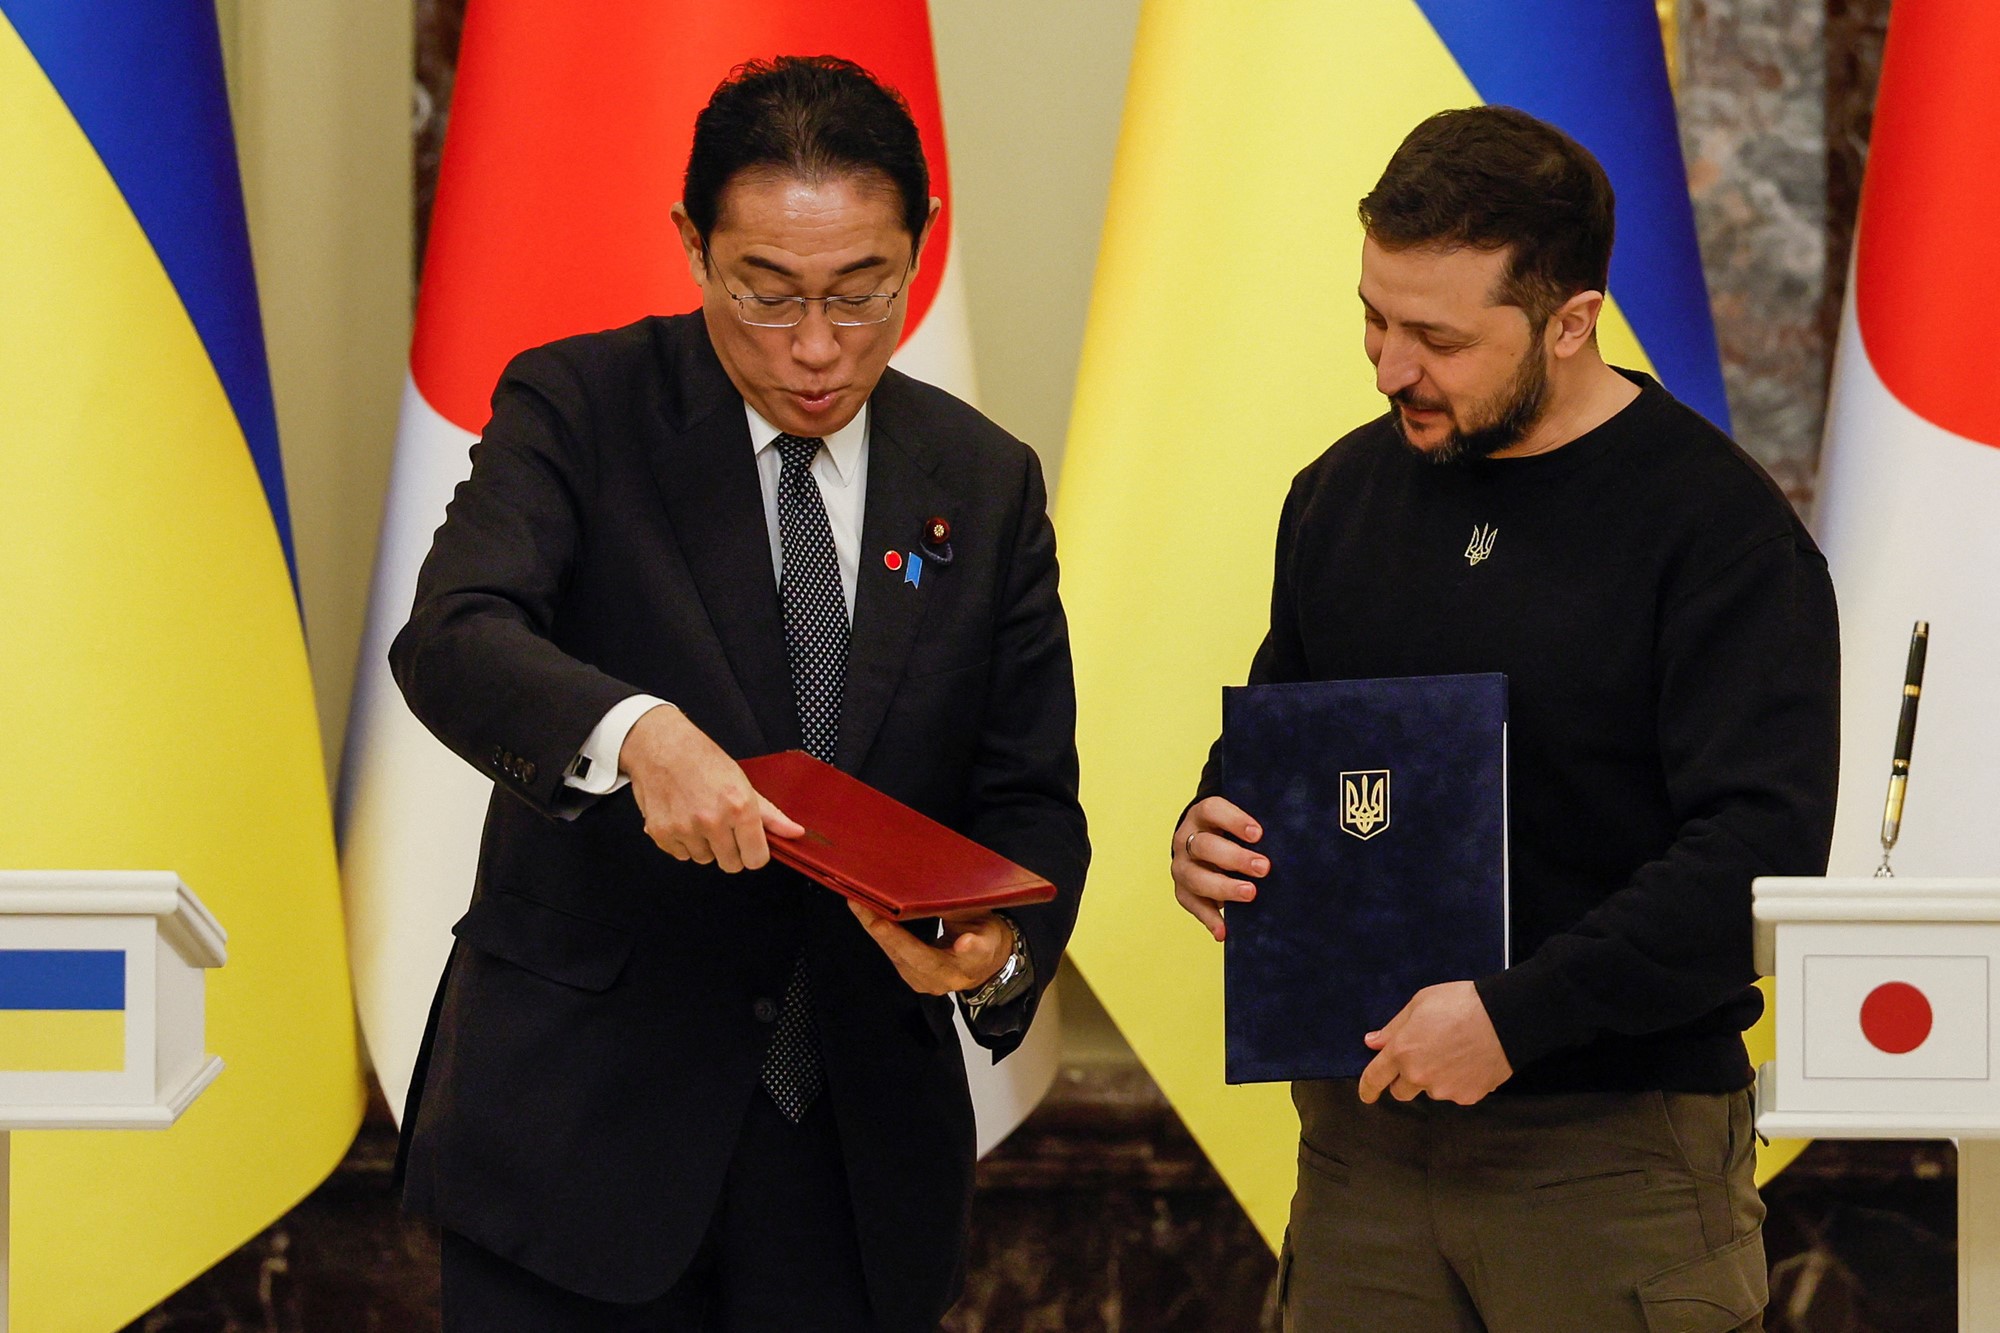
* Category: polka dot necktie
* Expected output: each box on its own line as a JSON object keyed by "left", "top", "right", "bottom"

{"left": 761, "top": 433, "right": 848, "bottom": 1121}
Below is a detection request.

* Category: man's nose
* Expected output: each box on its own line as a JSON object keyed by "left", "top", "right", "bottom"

{"left": 1374, "top": 335, "right": 1422, "bottom": 397}
{"left": 789, "top": 306, "right": 842, "bottom": 369}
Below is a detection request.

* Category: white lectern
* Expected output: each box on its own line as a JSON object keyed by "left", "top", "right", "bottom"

{"left": 1754, "top": 876, "right": 2000, "bottom": 1330}
{"left": 0, "top": 871, "right": 226, "bottom": 1331}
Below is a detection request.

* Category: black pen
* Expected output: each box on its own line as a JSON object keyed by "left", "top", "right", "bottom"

{"left": 1877, "top": 620, "right": 1929, "bottom": 877}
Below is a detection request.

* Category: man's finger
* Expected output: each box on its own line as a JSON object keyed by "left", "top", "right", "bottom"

{"left": 853, "top": 905, "right": 933, "bottom": 965}
{"left": 1174, "top": 885, "right": 1227, "bottom": 940}
{"left": 852, "top": 909, "right": 967, "bottom": 992}
{"left": 638, "top": 807, "right": 686, "bottom": 860}
{"left": 1195, "top": 796, "right": 1263, "bottom": 844}
{"left": 1370, "top": 997, "right": 1416, "bottom": 1043}
{"left": 1179, "top": 864, "right": 1257, "bottom": 906}
{"left": 1357, "top": 1051, "right": 1395, "bottom": 1103}
{"left": 759, "top": 796, "right": 805, "bottom": 841}
{"left": 946, "top": 921, "right": 1010, "bottom": 982}
{"left": 733, "top": 806, "right": 771, "bottom": 871}
{"left": 1390, "top": 1075, "right": 1423, "bottom": 1102}
{"left": 1185, "top": 830, "right": 1270, "bottom": 879}
{"left": 710, "top": 827, "right": 746, "bottom": 874}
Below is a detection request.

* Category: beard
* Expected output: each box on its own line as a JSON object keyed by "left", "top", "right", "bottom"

{"left": 1391, "top": 340, "right": 1552, "bottom": 467}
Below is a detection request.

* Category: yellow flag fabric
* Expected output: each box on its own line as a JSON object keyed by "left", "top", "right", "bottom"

{"left": 0, "top": 7, "right": 363, "bottom": 1327}
{"left": 1054, "top": 0, "right": 1794, "bottom": 1251}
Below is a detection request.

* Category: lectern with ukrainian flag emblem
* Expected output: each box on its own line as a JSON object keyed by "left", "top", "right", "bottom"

{"left": 0, "top": 871, "right": 225, "bottom": 1329}
{"left": 1754, "top": 877, "right": 2000, "bottom": 1330}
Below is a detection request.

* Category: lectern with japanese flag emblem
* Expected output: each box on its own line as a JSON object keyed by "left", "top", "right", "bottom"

{"left": 1755, "top": 877, "right": 2000, "bottom": 1328}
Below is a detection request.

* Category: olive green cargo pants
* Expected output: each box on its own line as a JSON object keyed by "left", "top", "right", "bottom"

{"left": 1280, "top": 1082, "right": 1766, "bottom": 1332}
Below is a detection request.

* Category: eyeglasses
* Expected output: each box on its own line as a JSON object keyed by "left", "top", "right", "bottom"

{"left": 703, "top": 245, "right": 912, "bottom": 328}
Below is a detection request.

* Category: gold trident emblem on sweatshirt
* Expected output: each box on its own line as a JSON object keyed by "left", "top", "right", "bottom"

{"left": 1339, "top": 770, "right": 1391, "bottom": 840}
{"left": 1465, "top": 523, "right": 1497, "bottom": 566}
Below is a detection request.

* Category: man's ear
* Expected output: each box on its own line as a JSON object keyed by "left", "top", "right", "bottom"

{"left": 1549, "top": 289, "right": 1605, "bottom": 358}
{"left": 909, "top": 196, "right": 944, "bottom": 273}
{"left": 670, "top": 203, "right": 707, "bottom": 287}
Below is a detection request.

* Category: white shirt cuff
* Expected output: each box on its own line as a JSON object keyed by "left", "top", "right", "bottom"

{"left": 563, "top": 694, "right": 672, "bottom": 794}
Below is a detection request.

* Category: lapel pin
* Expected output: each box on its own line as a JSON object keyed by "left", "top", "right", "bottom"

{"left": 883, "top": 550, "right": 904, "bottom": 572}
{"left": 919, "top": 515, "right": 954, "bottom": 566}
{"left": 904, "top": 553, "right": 924, "bottom": 588}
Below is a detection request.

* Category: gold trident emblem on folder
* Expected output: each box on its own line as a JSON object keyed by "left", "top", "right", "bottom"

{"left": 1339, "top": 770, "right": 1391, "bottom": 840}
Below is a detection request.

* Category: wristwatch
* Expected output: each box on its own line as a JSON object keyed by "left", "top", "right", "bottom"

{"left": 960, "top": 914, "right": 1034, "bottom": 1016}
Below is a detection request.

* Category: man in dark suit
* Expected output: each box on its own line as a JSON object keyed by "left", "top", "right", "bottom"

{"left": 390, "top": 56, "right": 1088, "bottom": 1332}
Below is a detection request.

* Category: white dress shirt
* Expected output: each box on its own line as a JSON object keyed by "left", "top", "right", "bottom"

{"left": 563, "top": 402, "right": 870, "bottom": 794}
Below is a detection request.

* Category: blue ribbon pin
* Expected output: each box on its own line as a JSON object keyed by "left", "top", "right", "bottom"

{"left": 903, "top": 553, "right": 924, "bottom": 588}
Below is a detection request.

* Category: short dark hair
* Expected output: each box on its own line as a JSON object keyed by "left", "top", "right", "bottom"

{"left": 684, "top": 55, "right": 930, "bottom": 243}
{"left": 1358, "top": 106, "right": 1615, "bottom": 321}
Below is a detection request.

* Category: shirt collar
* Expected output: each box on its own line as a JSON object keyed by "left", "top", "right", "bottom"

{"left": 745, "top": 400, "right": 868, "bottom": 485}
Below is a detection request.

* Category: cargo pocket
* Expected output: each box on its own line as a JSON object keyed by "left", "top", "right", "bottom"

{"left": 1636, "top": 1231, "right": 1767, "bottom": 1333}
{"left": 452, "top": 890, "right": 633, "bottom": 992}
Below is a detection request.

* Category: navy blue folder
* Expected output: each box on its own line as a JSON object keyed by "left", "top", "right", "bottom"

{"left": 1220, "top": 673, "right": 1509, "bottom": 1084}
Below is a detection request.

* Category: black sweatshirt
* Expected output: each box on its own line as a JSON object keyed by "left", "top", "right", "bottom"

{"left": 1198, "top": 370, "right": 1840, "bottom": 1094}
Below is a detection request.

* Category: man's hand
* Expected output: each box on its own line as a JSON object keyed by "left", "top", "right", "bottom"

{"left": 849, "top": 902, "right": 1013, "bottom": 996}
{"left": 1171, "top": 796, "right": 1268, "bottom": 941}
{"left": 1357, "top": 980, "right": 1512, "bottom": 1106}
{"left": 619, "top": 704, "right": 803, "bottom": 872}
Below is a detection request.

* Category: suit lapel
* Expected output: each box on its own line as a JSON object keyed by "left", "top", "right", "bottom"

{"left": 650, "top": 325, "right": 799, "bottom": 753}
{"left": 838, "top": 372, "right": 947, "bottom": 774}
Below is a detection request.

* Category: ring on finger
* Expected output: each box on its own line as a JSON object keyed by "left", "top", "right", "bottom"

{"left": 1185, "top": 830, "right": 1200, "bottom": 861}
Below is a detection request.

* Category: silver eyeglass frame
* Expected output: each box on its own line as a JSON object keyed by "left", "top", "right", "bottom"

{"left": 701, "top": 242, "right": 914, "bottom": 328}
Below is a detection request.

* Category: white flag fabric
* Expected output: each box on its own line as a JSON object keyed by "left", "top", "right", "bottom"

{"left": 1813, "top": 0, "right": 2000, "bottom": 879}
{"left": 339, "top": 375, "right": 487, "bottom": 1119}
{"left": 337, "top": 4, "right": 1056, "bottom": 1155}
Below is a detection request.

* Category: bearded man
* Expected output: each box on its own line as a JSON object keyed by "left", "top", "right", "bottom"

{"left": 1170, "top": 106, "right": 1838, "bottom": 1331}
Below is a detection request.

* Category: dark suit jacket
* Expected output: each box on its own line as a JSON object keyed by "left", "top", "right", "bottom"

{"left": 390, "top": 312, "right": 1089, "bottom": 1329}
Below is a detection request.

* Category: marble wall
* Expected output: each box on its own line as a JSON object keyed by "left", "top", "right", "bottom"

{"left": 1677, "top": 0, "right": 1892, "bottom": 505}
{"left": 411, "top": 0, "right": 460, "bottom": 285}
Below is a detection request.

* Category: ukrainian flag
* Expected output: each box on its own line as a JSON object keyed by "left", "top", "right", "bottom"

{"left": 0, "top": 952, "right": 127, "bottom": 1073}
{"left": 1057, "top": 0, "right": 1763, "bottom": 1249}
{"left": 0, "top": 3, "right": 363, "bottom": 1328}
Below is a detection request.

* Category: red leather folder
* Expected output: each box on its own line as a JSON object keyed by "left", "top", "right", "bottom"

{"left": 738, "top": 750, "right": 1056, "bottom": 922}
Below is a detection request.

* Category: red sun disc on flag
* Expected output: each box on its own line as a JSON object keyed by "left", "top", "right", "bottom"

{"left": 1860, "top": 981, "right": 1934, "bottom": 1054}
